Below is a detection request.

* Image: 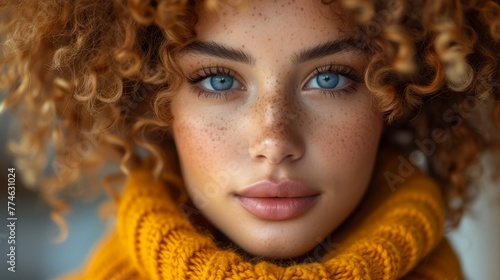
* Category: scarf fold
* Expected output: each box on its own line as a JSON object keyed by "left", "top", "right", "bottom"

{"left": 60, "top": 149, "right": 463, "bottom": 280}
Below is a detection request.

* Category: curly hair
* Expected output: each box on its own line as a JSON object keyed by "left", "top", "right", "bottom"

{"left": 1, "top": 0, "right": 499, "bottom": 237}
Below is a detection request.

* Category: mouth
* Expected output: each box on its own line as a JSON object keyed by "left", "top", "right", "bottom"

{"left": 235, "top": 180, "right": 320, "bottom": 221}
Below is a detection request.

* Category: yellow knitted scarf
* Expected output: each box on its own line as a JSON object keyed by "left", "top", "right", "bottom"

{"left": 61, "top": 149, "right": 463, "bottom": 280}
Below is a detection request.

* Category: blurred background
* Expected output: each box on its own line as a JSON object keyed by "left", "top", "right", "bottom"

{"left": 0, "top": 109, "right": 499, "bottom": 280}
{"left": 0, "top": 112, "right": 109, "bottom": 280}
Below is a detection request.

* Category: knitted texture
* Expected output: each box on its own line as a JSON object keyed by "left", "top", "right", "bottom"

{"left": 60, "top": 150, "right": 464, "bottom": 280}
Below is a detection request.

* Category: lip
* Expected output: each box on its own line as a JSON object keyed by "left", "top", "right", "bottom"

{"left": 235, "top": 180, "right": 320, "bottom": 221}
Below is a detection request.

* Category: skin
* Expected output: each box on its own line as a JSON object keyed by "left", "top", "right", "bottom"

{"left": 170, "top": 0, "right": 384, "bottom": 258}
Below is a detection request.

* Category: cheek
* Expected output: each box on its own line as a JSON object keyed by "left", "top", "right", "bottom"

{"left": 312, "top": 99, "right": 383, "bottom": 171}
{"left": 172, "top": 112, "right": 240, "bottom": 185}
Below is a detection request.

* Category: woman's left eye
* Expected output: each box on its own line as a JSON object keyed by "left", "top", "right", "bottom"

{"left": 199, "top": 75, "right": 244, "bottom": 91}
{"left": 305, "top": 72, "right": 349, "bottom": 89}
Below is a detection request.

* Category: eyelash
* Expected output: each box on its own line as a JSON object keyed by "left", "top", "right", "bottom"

{"left": 307, "top": 64, "right": 364, "bottom": 98}
{"left": 185, "top": 64, "right": 364, "bottom": 99}
{"left": 186, "top": 66, "right": 238, "bottom": 99}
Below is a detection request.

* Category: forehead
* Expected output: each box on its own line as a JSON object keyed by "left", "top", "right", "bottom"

{"left": 194, "top": 0, "right": 353, "bottom": 47}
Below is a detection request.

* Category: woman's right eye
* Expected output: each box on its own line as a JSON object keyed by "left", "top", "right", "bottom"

{"left": 199, "top": 75, "right": 244, "bottom": 91}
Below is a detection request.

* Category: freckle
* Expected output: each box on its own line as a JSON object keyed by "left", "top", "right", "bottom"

{"left": 242, "top": 44, "right": 245, "bottom": 48}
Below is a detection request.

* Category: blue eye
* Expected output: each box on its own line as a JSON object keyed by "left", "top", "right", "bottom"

{"left": 200, "top": 75, "right": 243, "bottom": 91}
{"left": 305, "top": 72, "right": 349, "bottom": 89}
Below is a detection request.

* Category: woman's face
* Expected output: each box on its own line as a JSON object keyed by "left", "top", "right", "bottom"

{"left": 171, "top": 0, "right": 384, "bottom": 258}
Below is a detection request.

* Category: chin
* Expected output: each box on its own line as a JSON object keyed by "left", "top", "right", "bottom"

{"left": 230, "top": 234, "right": 323, "bottom": 260}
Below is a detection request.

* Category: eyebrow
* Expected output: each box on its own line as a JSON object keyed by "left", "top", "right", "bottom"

{"left": 292, "top": 38, "right": 365, "bottom": 64}
{"left": 181, "top": 41, "right": 256, "bottom": 66}
{"left": 180, "top": 38, "right": 365, "bottom": 66}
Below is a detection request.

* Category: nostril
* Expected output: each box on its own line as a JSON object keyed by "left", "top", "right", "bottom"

{"left": 248, "top": 136, "right": 304, "bottom": 164}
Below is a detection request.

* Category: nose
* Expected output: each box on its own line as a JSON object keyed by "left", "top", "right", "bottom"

{"left": 248, "top": 91, "right": 305, "bottom": 164}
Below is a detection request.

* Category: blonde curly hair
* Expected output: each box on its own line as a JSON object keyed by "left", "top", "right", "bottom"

{"left": 1, "top": 0, "right": 499, "bottom": 237}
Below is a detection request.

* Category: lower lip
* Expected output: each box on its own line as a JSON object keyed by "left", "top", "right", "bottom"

{"left": 236, "top": 196, "right": 319, "bottom": 221}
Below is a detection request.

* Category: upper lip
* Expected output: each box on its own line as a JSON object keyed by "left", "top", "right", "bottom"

{"left": 236, "top": 180, "right": 320, "bottom": 198}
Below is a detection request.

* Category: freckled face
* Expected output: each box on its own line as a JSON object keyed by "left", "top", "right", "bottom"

{"left": 170, "top": 0, "right": 384, "bottom": 258}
